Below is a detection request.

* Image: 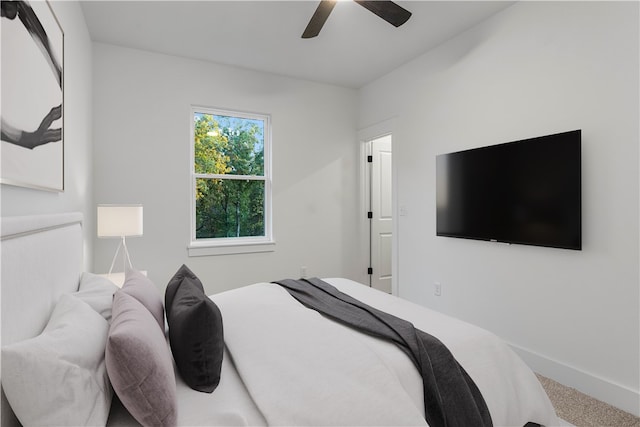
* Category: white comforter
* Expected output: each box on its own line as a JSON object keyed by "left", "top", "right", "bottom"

{"left": 213, "top": 278, "right": 559, "bottom": 427}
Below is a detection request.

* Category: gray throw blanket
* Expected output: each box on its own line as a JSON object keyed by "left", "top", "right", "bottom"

{"left": 274, "top": 278, "right": 492, "bottom": 427}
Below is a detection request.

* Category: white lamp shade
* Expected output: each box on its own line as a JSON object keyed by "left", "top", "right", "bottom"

{"left": 97, "top": 205, "right": 143, "bottom": 237}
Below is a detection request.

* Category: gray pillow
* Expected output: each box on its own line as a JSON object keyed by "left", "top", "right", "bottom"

{"left": 106, "top": 291, "right": 177, "bottom": 427}
{"left": 122, "top": 269, "right": 165, "bottom": 330}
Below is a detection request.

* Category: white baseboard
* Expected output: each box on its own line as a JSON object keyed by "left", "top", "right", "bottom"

{"left": 509, "top": 343, "right": 640, "bottom": 417}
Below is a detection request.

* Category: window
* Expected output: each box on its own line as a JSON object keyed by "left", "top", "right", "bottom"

{"left": 189, "top": 106, "right": 273, "bottom": 256}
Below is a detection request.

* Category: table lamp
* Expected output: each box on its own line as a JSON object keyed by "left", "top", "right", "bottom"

{"left": 97, "top": 204, "right": 143, "bottom": 275}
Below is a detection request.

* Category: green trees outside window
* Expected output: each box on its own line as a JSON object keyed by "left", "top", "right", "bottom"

{"left": 193, "top": 109, "right": 269, "bottom": 241}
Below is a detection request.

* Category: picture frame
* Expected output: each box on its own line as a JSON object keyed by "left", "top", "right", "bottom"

{"left": 1, "top": 0, "right": 64, "bottom": 192}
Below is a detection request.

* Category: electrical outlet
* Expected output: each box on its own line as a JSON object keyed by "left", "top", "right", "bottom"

{"left": 434, "top": 282, "right": 442, "bottom": 297}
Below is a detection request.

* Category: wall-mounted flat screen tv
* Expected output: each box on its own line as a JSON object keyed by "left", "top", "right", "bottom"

{"left": 436, "top": 130, "right": 581, "bottom": 250}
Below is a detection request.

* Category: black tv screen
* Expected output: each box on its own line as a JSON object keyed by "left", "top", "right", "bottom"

{"left": 436, "top": 130, "right": 581, "bottom": 250}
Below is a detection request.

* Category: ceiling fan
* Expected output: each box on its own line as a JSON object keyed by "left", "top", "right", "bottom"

{"left": 302, "top": 0, "right": 412, "bottom": 39}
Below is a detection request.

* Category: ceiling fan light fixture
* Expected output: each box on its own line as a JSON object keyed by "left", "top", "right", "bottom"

{"left": 301, "top": 0, "right": 411, "bottom": 39}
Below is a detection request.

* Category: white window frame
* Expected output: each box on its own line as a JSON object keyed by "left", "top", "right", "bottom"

{"left": 188, "top": 105, "right": 274, "bottom": 256}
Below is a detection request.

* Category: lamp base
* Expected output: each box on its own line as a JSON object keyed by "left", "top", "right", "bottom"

{"left": 107, "top": 236, "right": 134, "bottom": 275}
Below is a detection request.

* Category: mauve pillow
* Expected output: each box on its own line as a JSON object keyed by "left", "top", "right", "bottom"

{"left": 106, "top": 291, "right": 177, "bottom": 426}
{"left": 165, "top": 264, "right": 224, "bottom": 393}
{"left": 121, "top": 269, "right": 165, "bottom": 330}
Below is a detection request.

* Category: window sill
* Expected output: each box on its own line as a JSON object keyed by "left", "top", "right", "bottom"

{"left": 188, "top": 240, "right": 275, "bottom": 257}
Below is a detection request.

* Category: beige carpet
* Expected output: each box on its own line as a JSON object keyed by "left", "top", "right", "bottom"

{"left": 536, "top": 374, "right": 640, "bottom": 427}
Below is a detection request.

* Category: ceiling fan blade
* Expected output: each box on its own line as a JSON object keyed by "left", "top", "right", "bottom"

{"left": 302, "top": 0, "right": 337, "bottom": 39}
{"left": 354, "top": 1, "right": 412, "bottom": 27}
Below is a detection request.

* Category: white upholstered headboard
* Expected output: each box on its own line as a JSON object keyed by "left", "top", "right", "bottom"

{"left": 1, "top": 212, "right": 84, "bottom": 426}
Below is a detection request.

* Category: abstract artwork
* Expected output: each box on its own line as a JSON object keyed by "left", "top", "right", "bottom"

{"left": 1, "top": 0, "right": 64, "bottom": 191}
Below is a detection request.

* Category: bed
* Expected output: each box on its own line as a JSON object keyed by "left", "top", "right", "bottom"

{"left": 1, "top": 212, "right": 560, "bottom": 426}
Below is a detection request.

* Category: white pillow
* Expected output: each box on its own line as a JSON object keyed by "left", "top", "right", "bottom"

{"left": 1, "top": 294, "right": 113, "bottom": 426}
{"left": 75, "top": 272, "right": 119, "bottom": 322}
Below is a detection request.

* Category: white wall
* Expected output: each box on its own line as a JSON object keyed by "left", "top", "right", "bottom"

{"left": 1, "top": 1, "right": 94, "bottom": 270}
{"left": 359, "top": 1, "right": 639, "bottom": 415}
{"left": 92, "top": 43, "right": 361, "bottom": 294}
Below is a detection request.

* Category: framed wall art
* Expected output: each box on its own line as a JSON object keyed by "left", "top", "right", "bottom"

{"left": 1, "top": 0, "right": 64, "bottom": 192}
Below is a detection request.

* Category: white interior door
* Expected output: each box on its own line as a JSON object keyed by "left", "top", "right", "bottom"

{"left": 370, "top": 135, "right": 392, "bottom": 293}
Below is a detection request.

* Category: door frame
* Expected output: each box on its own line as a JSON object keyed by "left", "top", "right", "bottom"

{"left": 357, "top": 118, "right": 398, "bottom": 295}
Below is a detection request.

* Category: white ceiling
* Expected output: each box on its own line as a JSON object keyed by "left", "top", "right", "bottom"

{"left": 80, "top": 1, "right": 515, "bottom": 89}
